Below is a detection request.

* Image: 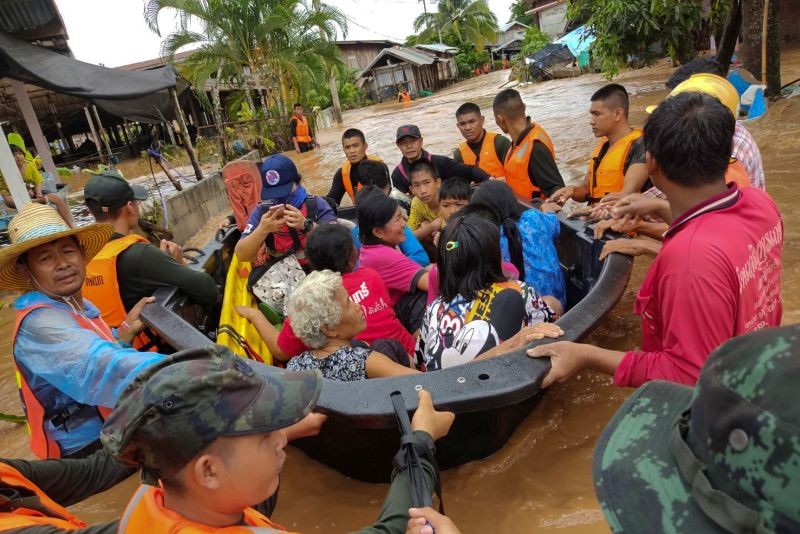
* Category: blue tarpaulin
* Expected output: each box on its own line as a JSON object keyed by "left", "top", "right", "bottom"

{"left": 555, "top": 26, "right": 595, "bottom": 57}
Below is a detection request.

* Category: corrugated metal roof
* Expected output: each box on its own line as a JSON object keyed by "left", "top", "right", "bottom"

{"left": 499, "top": 21, "right": 530, "bottom": 33}
{"left": 0, "top": 0, "right": 68, "bottom": 50}
{"left": 414, "top": 43, "right": 458, "bottom": 55}
{"left": 356, "top": 46, "right": 436, "bottom": 79}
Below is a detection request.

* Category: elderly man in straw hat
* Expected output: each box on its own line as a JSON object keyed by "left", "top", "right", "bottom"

{"left": 0, "top": 203, "right": 165, "bottom": 460}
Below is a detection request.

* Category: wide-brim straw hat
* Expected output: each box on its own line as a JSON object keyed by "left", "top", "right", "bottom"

{"left": 0, "top": 203, "right": 113, "bottom": 291}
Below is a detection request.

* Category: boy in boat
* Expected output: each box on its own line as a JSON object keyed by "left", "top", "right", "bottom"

{"left": 409, "top": 326, "right": 800, "bottom": 534}
{"left": 492, "top": 89, "right": 565, "bottom": 200}
{"left": 452, "top": 102, "right": 510, "bottom": 178}
{"left": 289, "top": 103, "right": 318, "bottom": 154}
{"left": 392, "top": 124, "right": 490, "bottom": 195}
{"left": 102, "top": 345, "right": 455, "bottom": 532}
{"left": 83, "top": 171, "right": 219, "bottom": 351}
{"left": 438, "top": 177, "right": 471, "bottom": 226}
{"left": 550, "top": 84, "right": 648, "bottom": 203}
{"left": 0, "top": 203, "right": 165, "bottom": 459}
{"left": 407, "top": 160, "right": 443, "bottom": 248}
{"left": 528, "top": 92, "right": 783, "bottom": 388}
{"left": 324, "top": 128, "right": 383, "bottom": 207}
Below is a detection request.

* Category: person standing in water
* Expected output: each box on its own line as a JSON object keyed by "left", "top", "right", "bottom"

{"left": 492, "top": 89, "right": 565, "bottom": 200}
{"left": 528, "top": 92, "right": 783, "bottom": 389}
{"left": 325, "top": 128, "right": 383, "bottom": 206}
{"left": 550, "top": 84, "right": 648, "bottom": 203}
{"left": 453, "top": 102, "right": 510, "bottom": 178}
{"left": 391, "top": 125, "right": 490, "bottom": 195}
{"left": 289, "top": 103, "right": 318, "bottom": 154}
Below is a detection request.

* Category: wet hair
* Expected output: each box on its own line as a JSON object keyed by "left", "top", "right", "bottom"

{"left": 342, "top": 128, "right": 366, "bottom": 143}
{"left": 493, "top": 89, "right": 526, "bottom": 119}
{"left": 409, "top": 159, "right": 439, "bottom": 180}
{"left": 358, "top": 160, "right": 391, "bottom": 190}
{"left": 644, "top": 92, "right": 733, "bottom": 187}
{"left": 455, "top": 102, "right": 482, "bottom": 118}
{"left": 85, "top": 197, "right": 124, "bottom": 222}
{"left": 591, "top": 84, "right": 629, "bottom": 117}
{"left": 439, "top": 178, "right": 471, "bottom": 202}
{"left": 307, "top": 223, "right": 356, "bottom": 274}
{"left": 438, "top": 213, "right": 506, "bottom": 302}
{"left": 356, "top": 186, "right": 400, "bottom": 245}
{"left": 293, "top": 103, "right": 302, "bottom": 109}
{"left": 468, "top": 181, "right": 527, "bottom": 280}
{"left": 666, "top": 58, "right": 724, "bottom": 89}
{"left": 288, "top": 270, "right": 344, "bottom": 348}
{"left": 10, "top": 145, "right": 24, "bottom": 156}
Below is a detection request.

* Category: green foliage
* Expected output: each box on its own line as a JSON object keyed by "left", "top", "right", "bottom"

{"left": 519, "top": 26, "right": 550, "bottom": 57}
{"left": 455, "top": 43, "right": 491, "bottom": 77}
{"left": 411, "top": 0, "right": 498, "bottom": 50}
{"left": 508, "top": 0, "right": 535, "bottom": 26}
{"left": 567, "top": 0, "right": 702, "bottom": 78}
{"left": 304, "top": 69, "right": 369, "bottom": 109}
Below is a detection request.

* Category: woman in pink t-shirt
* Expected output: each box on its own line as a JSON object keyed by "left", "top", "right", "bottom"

{"left": 356, "top": 187, "right": 430, "bottom": 333}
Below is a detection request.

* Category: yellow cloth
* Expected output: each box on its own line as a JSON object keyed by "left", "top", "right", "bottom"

{"left": 407, "top": 197, "right": 440, "bottom": 230}
{"left": 0, "top": 163, "right": 44, "bottom": 194}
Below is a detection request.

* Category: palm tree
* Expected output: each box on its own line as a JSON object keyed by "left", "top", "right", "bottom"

{"left": 143, "top": 0, "right": 346, "bottom": 122}
{"left": 413, "top": 0, "right": 498, "bottom": 48}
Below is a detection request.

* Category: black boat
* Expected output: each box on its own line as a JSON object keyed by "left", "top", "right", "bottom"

{"left": 140, "top": 205, "right": 633, "bottom": 482}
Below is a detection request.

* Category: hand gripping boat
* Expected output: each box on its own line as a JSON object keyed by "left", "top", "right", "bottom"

{"left": 140, "top": 205, "right": 633, "bottom": 482}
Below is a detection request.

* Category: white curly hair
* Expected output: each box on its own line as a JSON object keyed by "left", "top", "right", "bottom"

{"left": 286, "top": 269, "right": 344, "bottom": 349}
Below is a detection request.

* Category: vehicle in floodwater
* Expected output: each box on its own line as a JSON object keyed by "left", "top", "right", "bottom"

{"left": 140, "top": 203, "right": 633, "bottom": 483}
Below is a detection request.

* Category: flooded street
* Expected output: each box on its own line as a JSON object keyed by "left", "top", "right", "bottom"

{"left": 0, "top": 54, "right": 797, "bottom": 532}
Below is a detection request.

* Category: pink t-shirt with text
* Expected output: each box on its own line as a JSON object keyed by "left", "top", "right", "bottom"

{"left": 359, "top": 244, "right": 426, "bottom": 306}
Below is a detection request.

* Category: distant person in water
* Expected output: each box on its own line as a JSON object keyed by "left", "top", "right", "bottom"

{"left": 398, "top": 88, "right": 412, "bottom": 103}
{"left": 325, "top": 128, "right": 383, "bottom": 206}
{"left": 392, "top": 124, "right": 490, "bottom": 195}
{"left": 0, "top": 145, "right": 76, "bottom": 228}
{"left": 528, "top": 92, "right": 783, "bottom": 389}
{"left": 550, "top": 84, "right": 648, "bottom": 203}
{"left": 289, "top": 103, "right": 318, "bottom": 154}
{"left": 492, "top": 89, "right": 565, "bottom": 200}
{"left": 453, "top": 102, "right": 510, "bottom": 178}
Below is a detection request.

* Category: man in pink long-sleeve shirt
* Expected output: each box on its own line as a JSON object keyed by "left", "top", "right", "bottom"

{"left": 528, "top": 92, "right": 782, "bottom": 389}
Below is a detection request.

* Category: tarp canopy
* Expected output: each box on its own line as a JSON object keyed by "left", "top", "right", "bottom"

{"left": 524, "top": 43, "right": 575, "bottom": 81}
{"left": 0, "top": 30, "right": 179, "bottom": 122}
{"left": 555, "top": 25, "right": 595, "bottom": 57}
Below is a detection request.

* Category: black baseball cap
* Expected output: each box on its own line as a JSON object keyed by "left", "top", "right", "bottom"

{"left": 396, "top": 124, "right": 422, "bottom": 141}
{"left": 84, "top": 171, "right": 149, "bottom": 211}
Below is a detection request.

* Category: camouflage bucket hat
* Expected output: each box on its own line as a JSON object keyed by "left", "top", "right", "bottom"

{"left": 100, "top": 345, "right": 321, "bottom": 485}
{"left": 594, "top": 326, "right": 800, "bottom": 533}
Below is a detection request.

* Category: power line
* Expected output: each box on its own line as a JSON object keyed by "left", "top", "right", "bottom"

{"left": 342, "top": 14, "right": 407, "bottom": 42}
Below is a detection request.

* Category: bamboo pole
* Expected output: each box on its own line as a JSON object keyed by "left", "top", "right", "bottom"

{"left": 170, "top": 88, "right": 204, "bottom": 181}
{"left": 83, "top": 106, "right": 104, "bottom": 159}
{"left": 91, "top": 105, "right": 113, "bottom": 159}
{"left": 761, "top": 0, "right": 769, "bottom": 84}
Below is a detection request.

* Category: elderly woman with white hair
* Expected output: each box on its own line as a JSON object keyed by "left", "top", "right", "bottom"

{"left": 286, "top": 270, "right": 420, "bottom": 381}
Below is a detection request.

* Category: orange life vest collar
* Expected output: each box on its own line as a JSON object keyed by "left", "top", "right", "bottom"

{"left": 0, "top": 462, "right": 86, "bottom": 529}
{"left": 503, "top": 124, "right": 555, "bottom": 200}
{"left": 588, "top": 128, "right": 643, "bottom": 200}
{"left": 342, "top": 155, "right": 383, "bottom": 202}
{"left": 291, "top": 115, "right": 312, "bottom": 144}
{"left": 120, "top": 485, "right": 294, "bottom": 533}
{"left": 458, "top": 131, "right": 505, "bottom": 178}
{"left": 12, "top": 302, "right": 115, "bottom": 459}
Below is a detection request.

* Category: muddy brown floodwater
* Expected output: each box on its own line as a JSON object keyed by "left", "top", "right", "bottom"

{"left": 0, "top": 51, "right": 798, "bottom": 533}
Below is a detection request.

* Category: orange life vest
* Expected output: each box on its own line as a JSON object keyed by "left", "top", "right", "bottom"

{"left": 291, "top": 115, "right": 312, "bottom": 144}
{"left": 587, "top": 128, "right": 643, "bottom": 201}
{"left": 12, "top": 303, "right": 115, "bottom": 459}
{"left": 504, "top": 124, "right": 556, "bottom": 200}
{"left": 400, "top": 91, "right": 411, "bottom": 103}
{"left": 458, "top": 131, "right": 506, "bottom": 177}
{"left": 119, "top": 485, "right": 296, "bottom": 533}
{"left": 84, "top": 234, "right": 157, "bottom": 351}
{"left": 0, "top": 462, "right": 86, "bottom": 530}
{"left": 342, "top": 155, "right": 383, "bottom": 203}
{"left": 725, "top": 158, "right": 750, "bottom": 189}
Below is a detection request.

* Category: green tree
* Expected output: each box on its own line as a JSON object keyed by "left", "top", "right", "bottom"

{"left": 519, "top": 26, "right": 550, "bottom": 56}
{"left": 412, "top": 0, "right": 498, "bottom": 48}
{"left": 508, "top": 0, "right": 534, "bottom": 26}
{"left": 567, "top": 0, "right": 702, "bottom": 77}
{"left": 144, "top": 0, "right": 347, "bottom": 120}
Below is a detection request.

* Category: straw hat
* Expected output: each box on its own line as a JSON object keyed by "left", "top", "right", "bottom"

{"left": 0, "top": 203, "right": 113, "bottom": 291}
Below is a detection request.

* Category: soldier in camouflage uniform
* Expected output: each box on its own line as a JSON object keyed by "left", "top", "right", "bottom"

{"left": 593, "top": 325, "right": 800, "bottom": 533}
{"left": 101, "top": 345, "right": 453, "bottom": 532}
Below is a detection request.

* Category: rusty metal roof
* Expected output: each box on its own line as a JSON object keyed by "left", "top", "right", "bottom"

{"left": 0, "top": 0, "right": 69, "bottom": 52}
{"left": 357, "top": 46, "right": 436, "bottom": 79}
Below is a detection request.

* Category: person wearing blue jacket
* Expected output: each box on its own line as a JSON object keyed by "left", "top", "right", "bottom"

{"left": 0, "top": 203, "right": 165, "bottom": 459}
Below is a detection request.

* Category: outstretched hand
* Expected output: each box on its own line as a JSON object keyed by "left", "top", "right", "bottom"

{"left": 411, "top": 389, "right": 455, "bottom": 442}
{"left": 527, "top": 341, "right": 586, "bottom": 388}
{"left": 406, "top": 507, "right": 462, "bottom": 534}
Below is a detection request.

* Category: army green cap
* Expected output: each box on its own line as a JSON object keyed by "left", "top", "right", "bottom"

{"left": 84, "top": 170, "right": 149, "bottom": 211}
{"left": 100, "top": 345, "right": 321, "bottom": 485}
{"left": 594, "top": 326, "right": 800, "bottom": 533}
